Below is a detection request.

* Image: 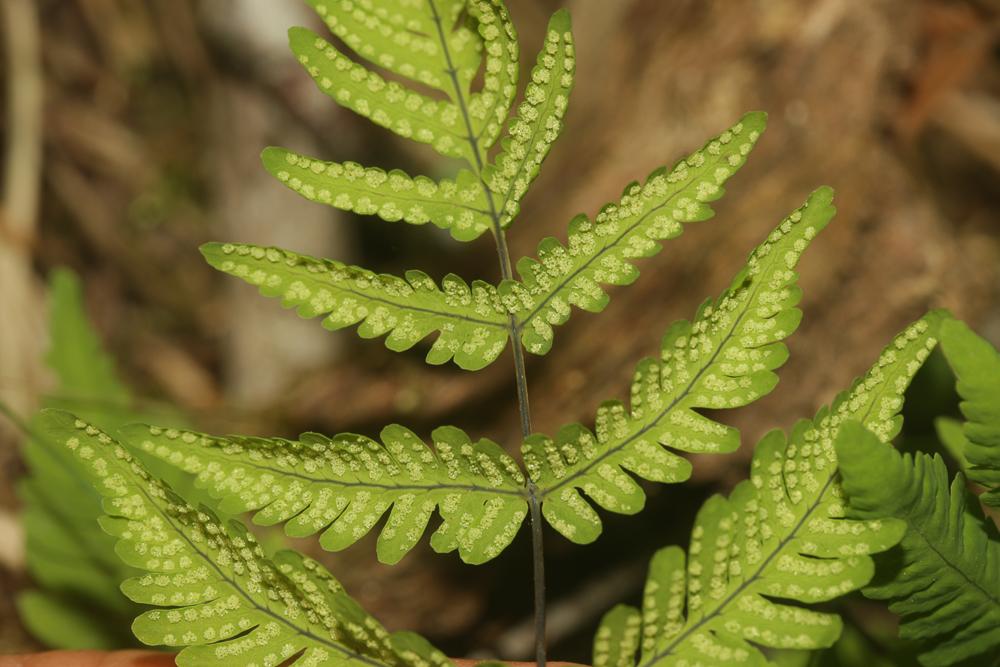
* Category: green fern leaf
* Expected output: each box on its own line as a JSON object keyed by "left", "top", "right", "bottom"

{"left": 526, "top": 187, "right": 834, "bottom": 543}
{"left": 291, "top": 0, "right": 517, "bottom": 163}
{"left": 19, "top": 269, "right": 230, "bottom": 649}
{"left": 17, "top": 270, "right": 140, "bottom": 649}
{"left": 301, "top": 0, "right": 476, "bottom": 94}
{"left": 288, "top": 25, "right": 465, "bottom": 161}
{"left": 261, "top": 148, "right": 494, "bottom": 242}
{"left": 484, "top": 9, "right": 574, "bottom": 227}
{"left": 120, "top": 421, "right": 528, "bottom": 565}
{"left": 589, "top": 311, "right": 943, "bottom": 666}
{"left": 934, "top": 417, "right": 973, "bottom": 473}
{"left": 939, "top": 319, "right": 1000, "bottom": 506}
{"left": 835, "top": 420, "right": 1000, "bottom": 666}
{"left": 201, "top": 242, "right": 510, "bottom": 371}
{"left": 38, "top": 409, "right": 459, "bottom": 667}
{"left": 460, "top": 0, "right": 519, "bottom": 153}
{"left": 502, "top": 111, "right": 766, "bottom": 356}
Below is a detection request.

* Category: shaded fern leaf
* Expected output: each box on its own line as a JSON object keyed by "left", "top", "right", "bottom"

{"left": 502, "top": 111, "right": 766, "bottom": 356}
{"left": 17, "top": 270, "right": 141, "bottom": 649}
{"left": 19, "top": 269, "right": 230, "bottom": 649}
{"left": 835, "top": 420, "right": 1000, "bottom": 666}
{"left": 121, "top": 422, "right": 528, "bottom": 565}
{"left": 261, "top": 148, "right": 494, "bottom": 242}
{"left": 590, "top": 312, "right": 942, "bottom": 667}
{"left": 484, "top": 9, "right": 574, "bottom": 227}
{"left": 38, "top": 409, "right": 458, "bottom": 667}
{"left": 939, "top": 318, "right": 1000, "bottom": 506}
{"left": 201, "top": 242, "right": 510, "bottom": 371}
{"left": 526, "top": 187, "right": 834, "bottom": 544}
{"left": 935, "top": 417, "right": 973, "bottom": 475}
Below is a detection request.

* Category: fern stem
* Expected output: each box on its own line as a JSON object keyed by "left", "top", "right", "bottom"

{"left": 426, "top": 3, "right": 544, "bottom": 665}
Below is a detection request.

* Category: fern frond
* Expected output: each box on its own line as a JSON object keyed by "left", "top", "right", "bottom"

{"left": 485, "top": 9, "right": 574, "bottom": 227}
{"left": 38, "top": 409, "right": 459, "bottom": 667}
{"left": 121, "top": 421, "right": 528, "bottom": 565}
{"left": 201, "top": 242, "right": 510, "bottom": 371}
{"left": 589, "top": 311, "right": 943, "bottom": 667}
{"left": 835, "top": 420, "right": 1000, "bottom": 666}
{"left": 503, "top": 111, "right": 766, "bottom": 356}
{"left": 526, "top": 187, "right": 834, "bottom": 544}
{"left": 261, "top": 148, "right": 494, "bottom": 242}
{"left": 939, "top": 319, "right": 1000, "bottom": 506}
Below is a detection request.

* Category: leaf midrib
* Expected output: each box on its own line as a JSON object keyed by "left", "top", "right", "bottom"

{"left": 189, "top": 449, "right": 526, "bottom": 497}
{"left": 515, "top": 152, "right": 734, "bottom": 331}
{"left": 136, "top": 483, "right": 390, "bottom": 667}
{"left": 897, "top": 483, "right": 1000, "bottom": 611}
{"left": 495, "top": 47, "right": 570, "bottom": 220}
{"left": 535, "top": 209, "right": 788, "bottom": 500}
{"left": 224, "top": 250, "right": 509, "bottom": 329}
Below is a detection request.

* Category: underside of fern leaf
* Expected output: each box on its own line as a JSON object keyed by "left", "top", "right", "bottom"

{"left": 121, "top": 421, "right": 528, "bottom": 565}
{"left": 504, "top": 111, "right": 766, "bottom": 355}
{"left": 206, "top": 0, "right": 769, "bottom": 372}
{"left": 38, "top": 409, "right": 460, "bottom": 667}
{"left": 201, "top": 242, "right": 510, "bottom": 371}
{"left": 590, "top": 311, "right": 943, "bottom": 666}
{"left": 938, "top": 318, "right": 1000, "bottom": 505}
{"left": 527, "top": 187, "right": 835, "bottom": 544}
{"left": 835, "top": 419, "right": 1000, "bottom": 666}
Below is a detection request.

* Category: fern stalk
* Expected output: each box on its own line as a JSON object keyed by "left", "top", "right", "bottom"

{"left": 424, "top": 1, "right": 545, "bottom": 664}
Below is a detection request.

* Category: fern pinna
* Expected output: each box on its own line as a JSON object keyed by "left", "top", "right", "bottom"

{"left": 20, "top": 0, "right": 1000, "bottom": 666}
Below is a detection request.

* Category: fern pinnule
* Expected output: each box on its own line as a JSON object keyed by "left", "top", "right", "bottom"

{"left": 527, "top": 186, "right": 834, "bottom": 544}
{"left": 261, "top": 150, "right": 496, "bottom": 242}
{"left": 591, "top": 311, "right": 943, "bottom": 666}
{"left": 485, "top": 9, "right": 574, "bottom": 227}
{"left": 835, "top": 419, "right": 1000, "bottom": 666}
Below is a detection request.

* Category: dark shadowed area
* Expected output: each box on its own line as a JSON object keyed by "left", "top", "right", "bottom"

{"left": 1, "top": 0, "right": 998, "bottom": 664}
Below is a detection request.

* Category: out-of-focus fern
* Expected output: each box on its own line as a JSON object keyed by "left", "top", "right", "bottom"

{"left": 18, "top": 269, "right": 221, "bottom": 649}
{"left": 591, "top": 313, "right": 941, "bottom": 666}
{"left": 36, "top": 410, "right": 470, "bottom": 667}
{"left": 937, "top": 319, "right": 1000, "bottom": 505}
{"left": 16, "top": 269, "right": 142, "bottom": 649}
{"left": 836, "top": 420, "right": 1000, "bottom": 666}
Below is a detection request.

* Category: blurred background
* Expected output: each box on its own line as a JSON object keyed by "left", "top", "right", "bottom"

{"left": 0, "top": 0, "right": 998, "bottom": 663}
